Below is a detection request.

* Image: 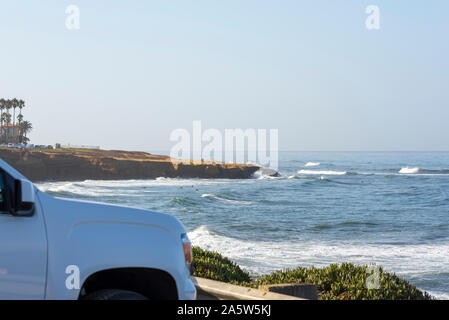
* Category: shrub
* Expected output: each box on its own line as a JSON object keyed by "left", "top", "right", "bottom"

{"left": 249, "top": 263, "right": 433, "bottom": 300}
{"left": 192, "top": 247, "right": 252, "bottom": 284}
{"left": 193, "top": 247, "right": 433, "bottom": 300}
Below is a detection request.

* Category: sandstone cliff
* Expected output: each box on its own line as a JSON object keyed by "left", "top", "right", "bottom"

{"left": 0, "top": 148, "right": 260, "bottom": 182}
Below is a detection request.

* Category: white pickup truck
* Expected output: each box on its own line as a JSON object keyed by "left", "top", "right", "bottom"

{"left": 0, "top": 159, "right": 197, "bottom": 300}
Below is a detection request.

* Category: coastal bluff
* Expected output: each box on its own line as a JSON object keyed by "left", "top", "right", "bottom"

{"left": 0, "top": 148, "right": 261, "bottom": 182}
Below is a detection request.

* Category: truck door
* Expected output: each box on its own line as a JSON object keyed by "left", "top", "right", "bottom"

{"left": 0, "top": 170, "right": 47, "bottom": 299}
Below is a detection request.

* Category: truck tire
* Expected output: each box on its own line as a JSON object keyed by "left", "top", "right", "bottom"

{"left": 84, "top": 289, "right": 148, "bottom": 300}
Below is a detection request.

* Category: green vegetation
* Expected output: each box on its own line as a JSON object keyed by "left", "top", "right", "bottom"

{"left": 0, "top": 98, "right": 33, "bottom": 144}
{"left": 192, "top": 247, "right": 252, "bottom": 284}
{"left": 192, "top": 247, "right": 433, "bottom": 300}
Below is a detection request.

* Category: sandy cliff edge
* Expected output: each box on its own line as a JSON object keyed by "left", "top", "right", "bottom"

{"left": 0, "top": 148, "right": 261, "bottom": 182}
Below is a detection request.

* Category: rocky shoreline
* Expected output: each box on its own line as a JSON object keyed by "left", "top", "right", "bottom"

{"left": 0, "top": 148, "right": 261, "bottom": 182}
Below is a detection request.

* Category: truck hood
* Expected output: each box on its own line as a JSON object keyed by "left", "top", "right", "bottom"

{"left": 36, "top": 190, "right": 187, "bottom": 237}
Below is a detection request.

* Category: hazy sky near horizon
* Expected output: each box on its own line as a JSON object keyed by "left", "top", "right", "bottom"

{"left": 0, "top": 0, "right": 448, "bottom": 152}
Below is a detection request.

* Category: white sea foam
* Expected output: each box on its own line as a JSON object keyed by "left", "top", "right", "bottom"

{"left": 287, "top": 174, "right": 328, "bottom": 180}
{"left": 34, "top": 181, "right": 123, "bottom": 197}
{"left": 251, "top": 171, "right": 264, "bottom": 179}
{"left": 399, "top": 167, "right": 420, "bottom": 174}
{"left": 305, "top": 162, "right": 320, "bottom": 167}
{"left": 252, "top": 167, "right": 279, "bottom": 180}
{"left": 35, "top": 178, "right": 233, "bottom": 193}
{"left": 256, "top": 175, "right": 283, "bottom": 180}
{"left": 188, "top": 225, "right": 449, "bottom": 299}
{"left": 298, "top": 170, "right": 347, "bottom": 176}
{"left": 201, "top": 194, "right": 253, "bottom": 205}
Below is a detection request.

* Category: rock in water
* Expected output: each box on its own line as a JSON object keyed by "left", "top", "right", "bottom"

{"left": 255, "top": 167, "right": 280, "bottom": 177}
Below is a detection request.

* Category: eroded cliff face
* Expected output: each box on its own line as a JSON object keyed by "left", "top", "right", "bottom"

{"left": 0, "top": 148, "right": 260, "bottom": 182}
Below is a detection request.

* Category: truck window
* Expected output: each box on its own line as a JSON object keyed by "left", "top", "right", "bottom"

{"left": 0, "top": 173, "right": 6, "bottom": 212}
{"left": 0, "top": 171, "right": 16, "bottom": 214}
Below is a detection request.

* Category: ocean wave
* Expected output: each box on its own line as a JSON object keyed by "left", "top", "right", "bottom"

{"left": 308, "top": 221, "right": 379, "bottom": 231}
{"left": 397, "top": 167, "right": 449, "bottom": 175}
{"left": 298, "top": 170, "right": 347, "bottom": 176}
{"left": 35, "top": 178, "right": 234, "bottom": 192}
{"left": 305, "top": 162, "right": 320, "bottom": 167}
{"left": 255, "top": 175, "right": 283, "bottom": 180}
{"left": 169, "top": 196, "right": 200, "bottom": 207}
{"left": 288, "top": 175, "right": 332, "bottom": 182}
{"left": 188, "top": 225, "right": 215, "bottom": 237}
{"left": 34, "top": 181, "right": 129, "bottom": 197}
{"left": 399, "top": 167, "right": 420, "bottom": 174}
{"left": 252, "top": 167, "right": 280, "bottom": 179}
{"left": 295, "top": 168, "right": 449, "bottom": 177}
{"left": 201, "top": 193, "right": 253, "bottom": 205}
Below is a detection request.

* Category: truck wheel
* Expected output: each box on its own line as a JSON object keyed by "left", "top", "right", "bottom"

{"left": 84, "top": 289, "right": 148, "bottom": 300}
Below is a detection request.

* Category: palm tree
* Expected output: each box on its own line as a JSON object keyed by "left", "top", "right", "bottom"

{"left": 4, "top": 113, "right": 11, "bottom": 126}
{"left": 14, "top": 100, "right": 24, "bottom": 143}
{"left": 4, "top": 99, "right": 12, "bottom": 143}
{"left": 0, "top": 113, "right": 7, "bottom": 143}
{"left": 20, "top": 120, "right": 33, "bottom": 144}
{"left": 12, "top": 98, "right": 18, "bottom": 128}
{"left": 4, "top": 113, "right": 11, "bottom": 143}
{"left": 18, "top": 99, "right": 25, "bottom": 117}
{"left": 16, "top": 100, "right": 25, "bottom": 143}
{"left": 11, "top": 98, "right": 18, "bottom": 142}
{"left": 0, "top": 112, "right": 8, "bottom": 126}
{"left": 17, "top": 114, "right": 24, "bottom": 143}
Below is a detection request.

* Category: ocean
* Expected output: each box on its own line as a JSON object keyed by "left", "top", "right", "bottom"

{"left": 36, "top": 151, "right": 449, "bottom": 299}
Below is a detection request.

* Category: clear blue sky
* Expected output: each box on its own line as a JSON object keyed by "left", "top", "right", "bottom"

{"left": 0, "top": 0, "right": 448, "bottom": 151}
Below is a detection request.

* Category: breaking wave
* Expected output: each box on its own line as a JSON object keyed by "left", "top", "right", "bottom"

{"left": 298, "top": 170, "right": 347, "bottom": 176}
{"left": 252, "top": 167, "right": 280, "bottom": 179}
{"left": 399, "top": 167, "right": 420, "bottom": 174}
{"left": 201, "top": 193, "right": 253, "bottom": 205}
{"left": 305, "top": 162, "right": 320, "bottom": 167}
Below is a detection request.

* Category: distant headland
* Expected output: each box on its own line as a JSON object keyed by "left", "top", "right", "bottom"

{"left": 0, "top": 98, "right": 267, "bottom": 181}
{"left": 0, "top": 147, "right": 262, "bottom": 182}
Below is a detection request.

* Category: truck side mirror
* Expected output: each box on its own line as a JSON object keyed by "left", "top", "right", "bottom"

{"left": 13, "top": 179, "right": 36, "bottom": 217}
